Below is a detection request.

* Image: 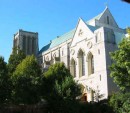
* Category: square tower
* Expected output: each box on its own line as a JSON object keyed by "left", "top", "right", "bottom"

{"left": 13, "top": 29, "right": 39, "bottom": 56}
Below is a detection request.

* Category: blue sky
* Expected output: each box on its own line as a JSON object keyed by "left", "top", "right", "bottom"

{"left": 0, "top": 0, "right": 130, "bottom": 62}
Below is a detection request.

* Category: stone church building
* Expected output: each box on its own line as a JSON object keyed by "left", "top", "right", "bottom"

{"left": 13, "top": 7, "right": 126, "bottom": 102}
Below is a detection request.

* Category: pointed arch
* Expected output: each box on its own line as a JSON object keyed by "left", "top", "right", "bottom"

{"left": 70, "top": 58, "right": 76, "bottom": 77}
{"left": 77, "top": 48, "right": 85, "bottom": 57}
{"left": 78, "top": 49, "right": 85, "bottom": 77}
{"left": 87, "top": 52, "right": 94, "bottom": 76}
{"left": 70, "top": 57, "right": 77, "bottom": 64}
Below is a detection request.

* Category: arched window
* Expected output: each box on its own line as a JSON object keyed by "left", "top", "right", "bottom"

{"left": 78, "top": 50, "right": 85, "bottom": 77}
{"left": 88, "top": 52, "right": 94, "bottom": 76}
{"left": 70, "top": 59, "right": 76, "bottom": 77}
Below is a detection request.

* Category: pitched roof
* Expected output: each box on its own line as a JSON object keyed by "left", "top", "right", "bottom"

{"left": 39, "top": 23, "right": 100, "bottom": 54}
{"left": 39, "top": 43, "right": 51, "bottom": 54}
{"left": 39, "top": 7, "right": 108, "bottom": 54}
{"left": 86, "top": 13, "right": 103, "bottom": 24}
{"left": 38, "top": 29, "right": 75, "bottom": 54}
{"left": 86, "top": 6, "right": 109, "bottom": 25}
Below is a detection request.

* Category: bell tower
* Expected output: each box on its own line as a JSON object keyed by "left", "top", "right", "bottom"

{"left": 13, "top": 29, "right": 39, "bottom": 56}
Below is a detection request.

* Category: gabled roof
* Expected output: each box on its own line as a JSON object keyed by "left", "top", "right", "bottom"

{"left": 39, "top": 7, "right": 109, "bottom": 54}
{"left": 86, "top": 6, "right": 109, "bottom": 25}
{"left": 86, "top": 13, "right": 103, "bottom": 24}
{"left": 50, "top": 29, "right": 75, "bottom": 48}
{"left": 39, "top": 24, "right": 99, "bottom": 54}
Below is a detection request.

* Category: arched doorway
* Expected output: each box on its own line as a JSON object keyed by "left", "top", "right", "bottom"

{"left": 80, "top": 84, "right": 88, "bottom": 102}
{"left": 81, "top": 93, "right": 87, "bottom": 102}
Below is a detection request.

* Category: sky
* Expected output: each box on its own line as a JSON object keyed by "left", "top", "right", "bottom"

{"left": 0, "top": 0, "right": 130, "bottom": 62}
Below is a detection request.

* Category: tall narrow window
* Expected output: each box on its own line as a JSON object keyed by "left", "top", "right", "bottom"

{"left": 78, "top": 50, "right": 85, "bottom": 77}
{"left": 70, "top": 59, "right": 76, "bottom": 77}
{"left": 95, "top": 35, "right": 98, "bottom": 43}
{"left": 88, "top": 52, "right": 94, "bottom": 76}
{"left": 22, "top": 36, "right": 26, "bottom": 54}
{"left": 98, "top": 49, "right": 100, "bottom": 54}
{"left": 107, "top": 16, "right": 109, "bottom": 24}
{"left": 91, "top": 55, "right": 94, "bottom": 74}
{"left": 32, "top": 38, "right": 35, "bottom": 54}
{"left": 100, "top": 75, "right": 101, "bottom": 81}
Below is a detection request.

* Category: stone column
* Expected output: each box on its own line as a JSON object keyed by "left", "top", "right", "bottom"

{"left": 78, "top": 57, "right": 82, "bottom": 77}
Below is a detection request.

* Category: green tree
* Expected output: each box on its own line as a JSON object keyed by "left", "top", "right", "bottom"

{"left": 8, "top": 47, "right": 26, "bottom": 75}
{"left": 109, "top": 28, "right": 130, "bottom": 113}
{"left": 11, "top": 55, "right": 42, "bottom": 105}
{"left": 110, "top": 28, "right": 130, "bottom": 92}
{"left": 42, "top": 63, "right": 81, "bottom": 113}
{"left": 109, "top": 93, "right": 130, "bottom": 113}
{"left": 0, "top": 56, "right": 10, "bottom": 104}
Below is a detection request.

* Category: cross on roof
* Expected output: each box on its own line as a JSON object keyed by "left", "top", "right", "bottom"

{"left": 104, "top": 0, "right": 109, "bottom": 7}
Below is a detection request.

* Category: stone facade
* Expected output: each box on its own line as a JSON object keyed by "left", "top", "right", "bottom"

{"left": 13, "top": 29, "right": 39, "bottom": 56}
{"left": 38, "top": 7, "right": 126, "bottom": 102}
{"left": 13, "top": 7, "right": 126, "bottom": 102}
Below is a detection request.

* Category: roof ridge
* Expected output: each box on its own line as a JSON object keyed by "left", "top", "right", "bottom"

{"left": 39, "top": 8, "right": 110, "bottom": 54}
{"left": 86, "top": 7, "right": 109, "bottom": 24}
{"left": 39, "top": 28, "right": 75, "bottom": 54}
{"left": 50, "top": 28, "right": 75, "bottom": 43}
{"left": 57, "top": 28, "right": 75, "bottom": 38}
{"left": 86, "top": 12, "right": 102, "bottom": 24}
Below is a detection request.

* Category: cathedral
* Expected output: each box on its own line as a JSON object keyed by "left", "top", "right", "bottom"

{"left": 13, "top": 7, "right": 126, "bottom": 102}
